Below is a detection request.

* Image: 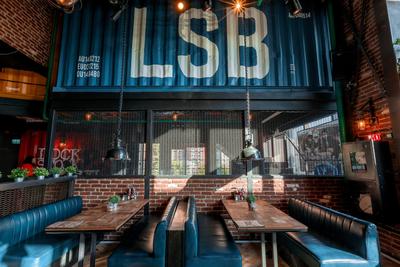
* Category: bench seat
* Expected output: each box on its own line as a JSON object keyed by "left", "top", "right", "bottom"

{"left": 197, "top": 214, "right": 241, "bottom": 260}
{"left": 279, "top": 198, "right": 380, "bottom": 267}
{"left": 109, "top": 216, "right": 163, "bottom": 267}
{"left": 185, "top": 197, "right": 242, "bottom": 267}
{"left": 108, "top": 197, "right": 177, "bottom": 267}
{"left": 0, "top": 233, "right": 79, "bottom": 267}
{"left": 0, "top": 196, "right": 83, "bottom": 267}
{"left": 280, "top": 231, "right": 372, "bottom": 267}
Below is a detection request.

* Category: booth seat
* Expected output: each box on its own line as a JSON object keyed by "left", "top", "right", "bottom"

{"left": 0, "top": 196, "right": 83, "bottom": 267}
{"left": 184, "top": 197, "right": 242, "bottom": 267}
{"left": 279, "top": 198, "right": 381, "bottom": 267}
{"left": 108, "top": 197, "right": 177, "bottom": 267}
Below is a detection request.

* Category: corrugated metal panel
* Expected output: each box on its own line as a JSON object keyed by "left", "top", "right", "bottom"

{"left": 55, "top": 0, "right": 332, "bottom": 92}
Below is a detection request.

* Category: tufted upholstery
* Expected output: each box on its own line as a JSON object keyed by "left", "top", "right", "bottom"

{"left": 108, "top": 197, "right": 177, "bottom": 267}
{"left": 0, "top": 196, "right": 82, "bottom": 267}
{"left": 184, "top": 197, "right": 242, "bottom": 267}
{"left": 279, "top": 198, "right": 380, "bottom": 267}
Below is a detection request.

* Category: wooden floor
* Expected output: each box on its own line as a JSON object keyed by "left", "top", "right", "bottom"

{"left": 84, "top": 243, "right": 399, "bottom": 267}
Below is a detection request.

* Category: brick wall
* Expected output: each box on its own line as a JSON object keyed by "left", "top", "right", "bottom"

{"left": 339, "top": 0, "right": 392, "bottom": 139}
{"left": 0, "top": 0, "right": 55, "bottom": 66}
{"left": 338, "top": 0, "right": 400, "bottom": 261}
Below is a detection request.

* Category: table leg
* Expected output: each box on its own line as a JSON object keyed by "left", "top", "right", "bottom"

{"left": 272, "top": 232, "right": 278, "bottom": 267}
{"left": 78, "top": 233, "right": 85, "bottom": 267}
{"left": 261, "top": 232, "right": 267, "bottom": 267}
{"left": 90, "top": 233, "right": 97, "bottom": 267}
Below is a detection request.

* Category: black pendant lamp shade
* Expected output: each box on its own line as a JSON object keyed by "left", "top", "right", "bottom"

{"left": 241, "top": 140, "right": 262, "bottom": 160}
{"left": 285, "top": 0, "right": 302, "bottom": 16}
{"left": 105, "top": 137, "right": 130, "bottom": 161}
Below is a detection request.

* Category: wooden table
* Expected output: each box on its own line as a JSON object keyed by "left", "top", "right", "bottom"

{"left": 222, "top": 199, "right": 307, "bottom": 267}
{"left": 46, "top": 199, "right": 149, "bottom": 267}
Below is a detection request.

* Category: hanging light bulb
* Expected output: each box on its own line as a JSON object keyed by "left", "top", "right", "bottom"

{"left": 177, "top": 1, "right": 186, "bottom": 12}
{"left": 47, "top": 0, "right": 81, "bottom": 13}
{"left": 285, "top": 0, "right": 302, "bottom": 16}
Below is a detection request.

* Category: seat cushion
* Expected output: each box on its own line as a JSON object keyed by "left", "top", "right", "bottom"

{"left": 197, "top": 214, "right": 241, "bottom": 260}
{"left": 109, "top": 216, "right": 163, "bottom": 267}
{"left": 279, "top": 231, "right": 375, "bottom": 267}
{"left": 0, "top": 233, "right": 79, "bottom": 267}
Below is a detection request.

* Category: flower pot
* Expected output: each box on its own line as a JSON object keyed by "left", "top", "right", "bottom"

{"left": 37, "top": 176, "right": 45, "bottom": 180}
{"left": 248, "top": 202, "right": 256, "bottom": 211}
{"left": 68, "top": 173, "right": 74, "bottom": 177}
{"left": 54, "top": 174, "right": 60, "bottom": 178}
{"left": 15, "top": 177, "right": 24, "bottom": 182}
{"left": 107, "top": 202, "right": 118, "bottom": 211}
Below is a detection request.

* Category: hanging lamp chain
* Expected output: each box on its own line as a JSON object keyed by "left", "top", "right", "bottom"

{"left": 117, "top": 13, "right": 127, "bottom": 139}
{"left": 243, "top": 9, "right": 252, "bottom": 143}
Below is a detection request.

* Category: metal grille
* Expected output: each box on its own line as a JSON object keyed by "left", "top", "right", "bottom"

{"left": 152, "top": 111, "right": 244, "bottom": 176}
{"left": 0, "top": 186, "right": 45, "bottom": 217}
{"left": 53, "top": 111, "right": 146, "bottom": 177}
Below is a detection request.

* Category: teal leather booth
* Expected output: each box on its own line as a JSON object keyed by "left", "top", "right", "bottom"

{"left": 279, "top": 198, "right": 381, "bottom": 267}
{"left": 0, "top": 196, "right": 83, "bottom": 267}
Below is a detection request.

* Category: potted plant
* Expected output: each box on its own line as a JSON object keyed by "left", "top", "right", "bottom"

{"left": 50, "top": 167, "right": 63, "bottom": 178}
{"left": 107, "top": 195, "right": 121, "bottom": 211}
{"left": 34, "top": 167, "right": 49, "bottom": 180}
{"left": 247, "top": 194, "right": 257, "bottom": 211}
{"left": 65, "top": 166, "right": 77, "bottom": 177}
{"left": 10, "top": 168, "right": 28, "bottom": 182}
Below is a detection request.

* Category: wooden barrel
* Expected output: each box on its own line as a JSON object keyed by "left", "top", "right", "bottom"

{"left": 0, "top": 68, "right": 46, "bottom": 101}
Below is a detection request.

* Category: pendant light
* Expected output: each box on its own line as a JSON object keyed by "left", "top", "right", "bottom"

{"left": 104, "top": 11, "right": 130, "bottom": 161}
{"left": 47, "top": 0, "right": 81, "bottom": 13}
{"left": 240, "top": 9, "right": 262, "bottom": 161}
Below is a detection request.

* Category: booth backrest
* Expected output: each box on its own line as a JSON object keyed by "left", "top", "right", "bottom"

{"left": 153, "top": 197, "right": 177, "bottom": 258}
{"left": 184, "top": 197, "right": 198, "bottom": 259}
{"left": 288, "top": 198, "right": 380, "bottom": 262}
{"left": 0, "top": 196, "right": 82, "bottom": 248}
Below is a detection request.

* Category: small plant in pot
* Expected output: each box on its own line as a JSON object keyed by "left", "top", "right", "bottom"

{"left": 10, "top": 168, "right": 28, "bottom": 182}
{"left": 34, "top": 167, "right": 49, "bottom": 180}
{"left": 64, "top": 166, "right": 77, "bottom": 177}
{"left": 50, "top": 167, "right": 63, "bottom": 178}
{"left": 107, "top": 195, "right": 121, "bottom": 211}
{"left": 247, "top": 194, "right": 257, "bottom": 211}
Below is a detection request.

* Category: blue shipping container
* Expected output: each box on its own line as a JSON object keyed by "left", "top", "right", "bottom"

{"left": 54, "top": 0, "right": 333, "bottom": 92}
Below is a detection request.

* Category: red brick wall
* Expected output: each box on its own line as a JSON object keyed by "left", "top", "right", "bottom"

{"left": 0, "top": 0, "right": 55, "bottom": 66}
{"left": 338, "top": 0, "right": 400, "bottom": 261}
{"left": 339, "top": 0, "right": 392, "bottom": 139}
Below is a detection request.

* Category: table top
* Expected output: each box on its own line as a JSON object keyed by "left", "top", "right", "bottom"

{"left": 222, "top": 199, "right": 307, "bottom": 233}
{"left": 46, "top": 199, "right": 149, "bottom": 233}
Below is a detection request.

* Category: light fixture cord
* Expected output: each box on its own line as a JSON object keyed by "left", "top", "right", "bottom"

{"left": 243, "top": 9, "right": 251, "bottom": 143}
{"left": 117, "top": 11, "right": 127, "bottom": 139}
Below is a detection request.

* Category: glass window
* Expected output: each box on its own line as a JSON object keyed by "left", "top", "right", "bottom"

{"left": 251, "top": 111, "right": 343, "bottom": 176}
{"left": 52, "top": 111, "right": 146, "bottom": 177}
{"left": 152, "top": 111, "right": 245, "bottom": 176}
{"left": 386, "top": 0, "right": 400, "bottom": 72}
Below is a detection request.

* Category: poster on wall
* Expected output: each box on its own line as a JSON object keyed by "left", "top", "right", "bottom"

{"left": 349, "top": 152, "right": 367, "bottom": 173}
{"left": 186, "top": 147, "right": 206, "bottom": 175}
{"left": 297, "top": 121, "right": 341, "bottom": 175}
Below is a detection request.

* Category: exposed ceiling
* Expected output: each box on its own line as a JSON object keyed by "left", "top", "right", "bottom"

{"left": 0, "top": 41, "right": 47, "bottom": 76}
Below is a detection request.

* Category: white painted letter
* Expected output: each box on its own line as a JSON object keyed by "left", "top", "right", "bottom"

{"left": 227, "top": 7, "right": 269, "bottom": 79}
{"left": 131, "top": 8, "right": 173, "bottom": 78}
{"left": 178, "top": 9, "right": 219, "bottom": 78}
